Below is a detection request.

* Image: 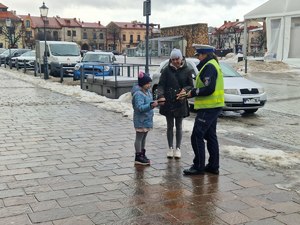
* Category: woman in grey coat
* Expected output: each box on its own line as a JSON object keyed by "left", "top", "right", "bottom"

{"left": 157, "top": 49, "right": 194, "bottom": 159}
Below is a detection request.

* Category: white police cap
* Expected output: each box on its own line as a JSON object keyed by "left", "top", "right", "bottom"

{"left": 192, "top": 44, "right": 215, "bottom": 56}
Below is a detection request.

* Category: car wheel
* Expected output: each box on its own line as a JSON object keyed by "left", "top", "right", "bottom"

{"left": 244, "top": 109, "right": 258, "bottom": 114}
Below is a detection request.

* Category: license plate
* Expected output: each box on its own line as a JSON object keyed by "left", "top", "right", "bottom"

{"left": 243, "top": 97, "right": 260, "bottom": 104}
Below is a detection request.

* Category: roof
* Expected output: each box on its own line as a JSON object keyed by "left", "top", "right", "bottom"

{"left": 111, "top": 21, "right": 146, "bottom": 29}
{"left": 245, "top": 0, "right": 300, "bottom": 19}
{"left": 0, "top": 11, "right": 21, "bottom": 21}
{"left": 19, "top": 15, "right": 61, "bottom": 29}
{"left": 218, "top": 21, "right": 240, "bottom": 31}
{"left": 80, "top": 21, "right": 105, "bottom": 29}
{"left": 0, "top": 3, "right": 8, "bottom": 9}
{"left": 55, "top": 17, "right": 81, "bottom": 27}
{"left": 85, "top": 51, "right": 114, "bottom": 56}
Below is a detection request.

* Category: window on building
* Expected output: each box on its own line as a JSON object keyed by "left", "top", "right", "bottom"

{"left": 93, "top": 33, "right": 97, "bottom": 39}
{"left": 123, "top": 34, "right": 126, "bottom": 41}
{"left": 25, "top": 31, "right": 32, "bottom": 38}
{"left": 53, "top": 31, "right": 59, "bottom": 41}
{"left": 99, "top": 33, "right": 103, "bottom": 39}
{"left": 25, "top": 20, "right": 30, "bottom": 28}
{"left": 83, "top": 32, "right": 87, "bottom": 39}
{"left": 0, "top": 27, "right": 2, "bottom": 34}
{"left": 130, "top": 35, "right": 133, "bottom": 43}
{"left": 72, "top": 30, "right": 76, "bottom": 37}
{"left": 67, "top": 30, "right": 71, "bottom": 36}
{"left": 137, "top": 35, "right": 141, "bottom": 42}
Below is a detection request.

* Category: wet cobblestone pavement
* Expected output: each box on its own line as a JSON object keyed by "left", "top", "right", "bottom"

{"left": 0, "top": 69, "right": 299, "bottom": 224}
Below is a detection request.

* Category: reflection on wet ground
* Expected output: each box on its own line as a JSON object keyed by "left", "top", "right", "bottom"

{"left": 0, "top": 68, "right": 299, "bottom": 224}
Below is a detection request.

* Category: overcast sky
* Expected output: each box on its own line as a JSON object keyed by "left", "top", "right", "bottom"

{"left": 2, "top": 0, "right": 268, "bottom": 27}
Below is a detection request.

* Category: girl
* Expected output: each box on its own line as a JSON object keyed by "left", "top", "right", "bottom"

{"left": 131, "top": 71, "right": 158, "bottom": 165}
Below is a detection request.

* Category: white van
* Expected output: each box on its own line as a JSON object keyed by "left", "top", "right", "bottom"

{"left": 36, "top": 41, "right": 81, "bottom": 76}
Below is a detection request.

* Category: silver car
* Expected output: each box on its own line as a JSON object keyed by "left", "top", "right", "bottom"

{"left": 151, "top": 58, "right": 267, "bottom": 114}
{"left": 11, "top": 50, "right": 36, "bottom": 68}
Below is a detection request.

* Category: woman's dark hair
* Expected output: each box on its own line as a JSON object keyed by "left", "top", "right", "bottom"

{"left": 207, "top": 52, "right": 219, "bottom": 63}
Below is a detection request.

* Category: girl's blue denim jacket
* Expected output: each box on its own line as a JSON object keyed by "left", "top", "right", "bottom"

{"left": 131, "top": 84, "right": 154, "bottom": 129}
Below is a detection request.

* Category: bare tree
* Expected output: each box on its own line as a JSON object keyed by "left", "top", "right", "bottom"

{"left": 2, "top": 21, "right": 25, "bottom": 48}
{"left": 106, "top": 23, "right": 121, "bottom": 51}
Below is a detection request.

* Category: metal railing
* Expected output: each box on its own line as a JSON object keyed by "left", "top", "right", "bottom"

{"left": 0, "top": 60, "right": 160, "bottom": 87}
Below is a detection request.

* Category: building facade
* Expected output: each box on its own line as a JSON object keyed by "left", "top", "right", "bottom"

{"left": 80, "top": 21, "right": 106, "bottom": 51}
{"left": 106, "top": 21, "right": 148, "bottom": 54}
{"left": 160, "top": 23, "right": 208, "bottom": 57}
{"left": 211, "top": 19, "right": 264, "bottom": 55}
{"left": 0, "top": 3, "right": 24, "bottom": 49}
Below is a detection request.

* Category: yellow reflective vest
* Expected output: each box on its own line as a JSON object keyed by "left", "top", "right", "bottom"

{"left": 194, "top": 59, "right": 225, "bottom": 109}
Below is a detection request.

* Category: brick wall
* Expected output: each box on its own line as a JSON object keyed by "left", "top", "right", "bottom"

{"left": 161, "top": 23, "right": 208, "bottom": 57}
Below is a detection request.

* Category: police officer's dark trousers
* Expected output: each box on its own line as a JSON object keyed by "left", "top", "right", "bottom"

{"left": 191, "top": 107, "right": 222, "bottom": 171}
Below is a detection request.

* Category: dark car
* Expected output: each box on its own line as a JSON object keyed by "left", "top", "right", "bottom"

{"left": 0, "top": 48, "right": 31, "bottom": 66}
{"left": 73, "top": 51, "right": 120, "bottom": 80}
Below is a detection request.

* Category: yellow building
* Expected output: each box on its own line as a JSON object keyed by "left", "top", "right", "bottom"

{"left": 106, "top": 21, "right": 149, "bottom": 54}
{"left": 0, "top": 3, "right": 24, "bottom": 49}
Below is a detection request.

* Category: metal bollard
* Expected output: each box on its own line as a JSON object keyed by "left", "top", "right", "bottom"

{"left": 127, "top": 65, "right": 130, "bottom": 77}
{"left": 80, "top": 66, "right": 84, "bottom": 89}
{"left": 23, "top": 60, "right": 27, "bottom": 73}
{"left": 60, "top": 65, "right": 64, "bottom": 83}
{"left": 34, "top": 61, "right": 37, "bottom": 77}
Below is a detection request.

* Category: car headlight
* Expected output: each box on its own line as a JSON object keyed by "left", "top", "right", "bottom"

{"left": 104, "top": 66, "right": 110, "bottom": 71}
{"left": 74, "top": 64, "right": 81, "bottom": 70}
{"left": 257, "top": 87, "right": 265, "bottom": 94}
{"left": 224, "top": 89, "right": 239, "bottom": 95}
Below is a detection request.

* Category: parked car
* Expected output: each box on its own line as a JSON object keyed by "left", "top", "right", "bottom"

{"left": 73, "top": 51, "right": 120, "bottom": 80}
{"left": 0, "top": 49, "right": 18, "bottom": 64}
{"left": 0, "top": 48, "right": 7, "bottom": 54}
{"left": 151, "top": 58, "right": 267, "bottom": 114}
{"left": 11, "top": 50, "right": 36, "bottom": 68}
{"left": 0, "top": 48, "right": 31, "bottom": 65}
{"left": 112, "top": 50, "right": 121, "bottom": 55}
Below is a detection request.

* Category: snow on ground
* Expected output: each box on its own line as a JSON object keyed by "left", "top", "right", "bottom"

{"left": 1, "top": 57, "right": 300, "bottom": 185}
{"left": 222, "top": 53, "right": 300, "bottom": 75}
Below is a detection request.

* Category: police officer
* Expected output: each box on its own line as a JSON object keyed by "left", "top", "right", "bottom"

{"left": 182, "top": 44, "right": 224, "bottom": 175}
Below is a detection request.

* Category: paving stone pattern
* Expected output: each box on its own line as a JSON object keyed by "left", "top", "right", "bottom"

{"left": 0, "top": 71, "right": 299, "bottom": 224}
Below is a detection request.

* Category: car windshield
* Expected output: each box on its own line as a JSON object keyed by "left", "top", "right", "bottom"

{"left": 219, "top": 62, "right": 242, "bottom": 77}
{"left": 0, "top": 49, "right": 10, "bottom": 56}
{"left": 190, "top": 59, "right": 241, "bottom": 78}
{"left": 20, "top": 51, "right": 35, "bottom": 57}
{"left": 82, "top": 54, "right": 111, "bottom": 63}
{"left": 1, "top": 49, "right": 17, "bottom": 56}
{"left": 49, "top": 44, "right": 80, "bottom": 56}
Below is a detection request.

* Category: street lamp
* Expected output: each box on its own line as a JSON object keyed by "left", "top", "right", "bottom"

{"left": 5, "top": 18, "right": 12, "bottom": 68}
{"left": 143, "top": 0, "right": 151, "bottom": 75}
{"left": 40, "top": 2, "right": 49, "bottom": 79}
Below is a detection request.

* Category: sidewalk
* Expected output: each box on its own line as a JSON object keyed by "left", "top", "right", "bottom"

{"left": 0, "top": 69, "right": 299, "bottom": 225}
